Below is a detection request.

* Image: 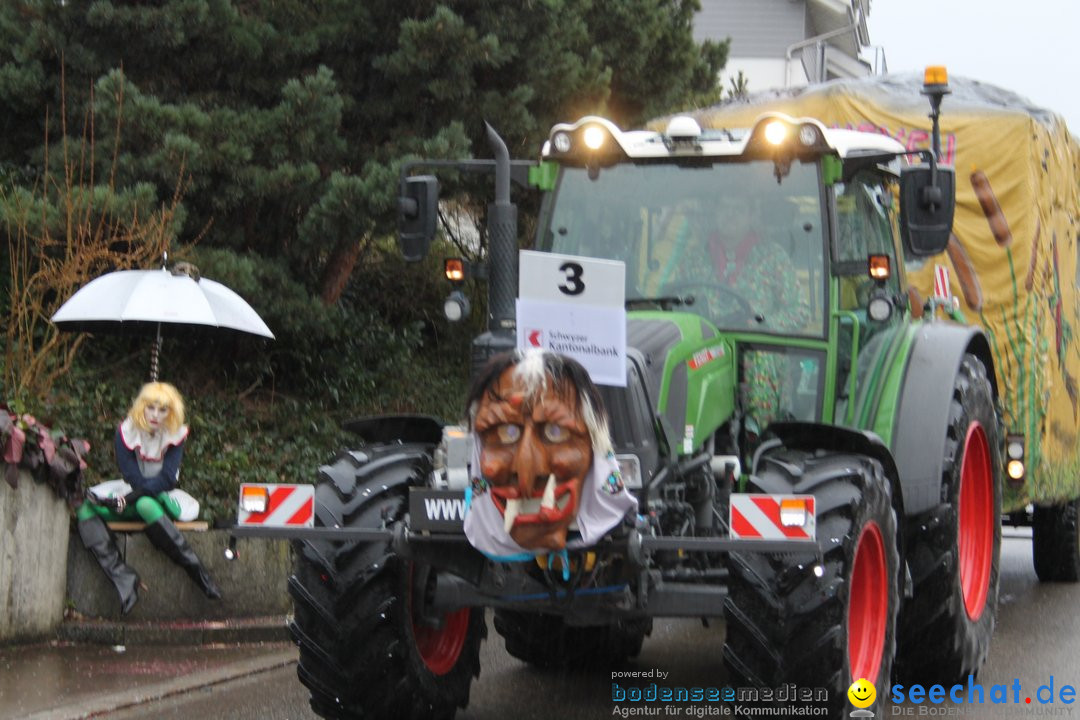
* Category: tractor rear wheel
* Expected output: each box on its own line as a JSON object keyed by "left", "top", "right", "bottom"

{"left": 289, "top": 445, "right": 485, "bottom": 720}
{"left": 493, "top": 610, "right": 651, "bottom": 669}
{"left": 895, "top": 354, "right": 1001, "bottom": 685}
{"left": 1033, "top": 498, "right": 1080, "bottom": 582}
{"left": 723, "top": 449, "right": 899, "bottom": 718}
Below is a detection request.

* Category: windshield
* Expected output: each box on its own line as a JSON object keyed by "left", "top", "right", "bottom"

{"left": 537, "top": 161, "right": 826, "bottom": 337}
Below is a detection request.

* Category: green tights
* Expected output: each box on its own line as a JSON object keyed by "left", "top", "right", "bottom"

{"left": 76, "top": 492, "right": 181, "bottom": 524}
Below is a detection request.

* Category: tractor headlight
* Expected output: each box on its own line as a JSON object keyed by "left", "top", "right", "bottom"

{"left": 615, "top": 454, "right": 642, "bottom": 489}
{"left": 764, "top": 121, "right": 788, "bottom": 146}
{"left": 583, "top": 125, "right": 606, "bottom": 150}
{"left": 868, "top": 294, "right": 893, "bottom": 322}
{"left": 544, "top": 117, "right": 627, "bottom": 168}
{"left": 443, "top": 291, "right": 470, "bottom": 322}
{"left": 798, "top": 125, "right": 820, "bottom": 147}
{"left": 746, "top": 114, "right": 828, "bottom": 162}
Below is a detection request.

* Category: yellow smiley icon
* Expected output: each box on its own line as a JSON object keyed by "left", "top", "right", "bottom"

{"left": 847, "top": 678, "right": 876, "bottom": 709}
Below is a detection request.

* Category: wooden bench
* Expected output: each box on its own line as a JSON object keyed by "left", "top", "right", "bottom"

{"left": 106, "top": 520, "right": 209, "bottom": 532}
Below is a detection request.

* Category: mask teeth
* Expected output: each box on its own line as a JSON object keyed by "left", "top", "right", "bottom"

{"left": 541, "top": 473, "right": 557, "bottom": 511}
{"left": 504, "top": 498, "right": 521, "bottom": 533}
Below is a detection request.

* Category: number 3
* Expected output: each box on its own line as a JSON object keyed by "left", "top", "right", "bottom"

{"left": 558, "top": 262, "right": 585, "bottom": 296}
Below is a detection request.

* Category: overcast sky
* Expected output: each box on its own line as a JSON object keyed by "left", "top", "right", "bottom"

{"left": 867, "top": 0, "right": 1080, "bottom": 133}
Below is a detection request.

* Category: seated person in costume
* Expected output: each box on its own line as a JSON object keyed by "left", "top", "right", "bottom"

{"left": 663, "top": 198, "right": 804, "bottom": 428}
{"left": 75, "top": 382, "right": 221, "bottom": 614}
{"left": 462, "top": 349, "right": 637, "bottom": 560}
{"left": 659, "top": 195, "right": 805, "bottom": 333}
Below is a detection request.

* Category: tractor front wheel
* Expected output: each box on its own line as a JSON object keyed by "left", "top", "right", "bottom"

{"left": 723, "top": 449, "right": 899, "bottom": 718}
{"left": 289, "top": 446, "right": 485, "bottom": 719}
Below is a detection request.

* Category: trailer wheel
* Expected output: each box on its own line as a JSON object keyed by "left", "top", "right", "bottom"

{"left": 1033, "top": 498, "right": 1080, "bottom": 582}
{"left": 723, "top": 449, "right": 899, "bottom": 718}
{"left": 289, "top": 446, "right": 484, "bottom": 720}
{"left": 493, "top": 610, "right": 651, "bottom": 669}
{"left": 895, "top": 354, "right": 1001, "bottom": 685}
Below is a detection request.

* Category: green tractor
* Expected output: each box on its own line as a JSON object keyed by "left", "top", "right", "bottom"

{"left": 264, "top": 72, "right": 1002, "bottom": 718}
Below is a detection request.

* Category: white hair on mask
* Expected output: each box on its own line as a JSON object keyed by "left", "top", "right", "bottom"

{"left": 512, "top": 348, "right": 549, "bottom": 397}
{"left": 579, "top": 393, "right": 613, "bottom": 458}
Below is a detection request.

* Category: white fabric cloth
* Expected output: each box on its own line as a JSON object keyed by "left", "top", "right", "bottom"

{"left": 463, "top": 437, "right": 637, "bottom": 559}
{"left": 119, "top": 417, "right": 189, "bottom": 479}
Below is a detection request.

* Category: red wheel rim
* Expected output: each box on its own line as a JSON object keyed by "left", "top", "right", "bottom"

{"left": 848, "top": 521, "right": 887, "bottom": 685}
{"left": 958, "top": 422, "right": 993, "bottom": 620}
{"left": 414, "top": 606, "right": 470, "bottom": 676}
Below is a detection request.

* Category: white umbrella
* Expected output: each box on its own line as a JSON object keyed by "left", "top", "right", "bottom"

{"left": 52, "top": 265, "right": 274, "bottom": 380}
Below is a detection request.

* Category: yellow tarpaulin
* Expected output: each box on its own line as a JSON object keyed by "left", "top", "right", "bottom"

{"left": 666, "top": 73, "right": 1080, "bottom": 507}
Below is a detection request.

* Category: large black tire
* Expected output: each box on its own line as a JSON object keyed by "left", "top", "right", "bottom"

{"left": 289, "top": 445, "right": 485, "bottom": 720}
{"left": 1033, "top": 498, "right": 1080, "bottom": 582}
{"left": 895, "top": 354, "right": 1002, "bottom": 685}
{"left": 723, "top": 449, "right": 900, "bottom": 718}
{"left": 493, "top": 610, "right": 651, "bottom": 669}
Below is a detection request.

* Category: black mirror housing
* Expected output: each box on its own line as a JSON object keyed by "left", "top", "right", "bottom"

{"left": 398, "top": 175, "right": 439, "bottom": 261}
{"left": 899, "top": 165, "right": 955, "bottom": 257}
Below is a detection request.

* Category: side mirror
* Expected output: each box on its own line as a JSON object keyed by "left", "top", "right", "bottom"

{"left": 899, "top": 165, "right": 955, "bottom": 257}
{"left": 398, "top": 175, "right": 439, "bottom": 261}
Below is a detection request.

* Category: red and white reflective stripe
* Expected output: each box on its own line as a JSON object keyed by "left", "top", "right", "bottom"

{"left": 237, "top": 483, "right": 315, "bottom": 527}
{"left": 934, "top": 264, "right": 952, "bottom": 300}
{"left": 729, "top": 494, "right": 816, "bottom": 541}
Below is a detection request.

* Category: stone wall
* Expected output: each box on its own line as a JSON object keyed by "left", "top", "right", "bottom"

{"left": 2, "top": 468, "right": 293, "bottom": 640}
{"left": 67, "top": 527, "right": 293, "bottom": 621}
{"left": 0, "top": 470, "right": 71, "bottom": 643}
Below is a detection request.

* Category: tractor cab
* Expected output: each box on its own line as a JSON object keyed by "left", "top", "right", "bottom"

{"left": 533, "top": 113, "right": 943, "bottom": 457}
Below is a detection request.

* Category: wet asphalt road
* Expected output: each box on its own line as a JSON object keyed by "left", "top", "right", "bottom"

{"left": 103, "top": 528, "right": 1080, "bottom": 720}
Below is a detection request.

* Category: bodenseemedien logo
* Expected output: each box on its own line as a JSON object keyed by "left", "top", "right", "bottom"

{"left": 610, "top": 680, "right": 831, "bottom": 716}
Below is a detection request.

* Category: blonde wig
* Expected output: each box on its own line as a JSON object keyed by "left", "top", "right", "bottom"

{"left": 128, "top": 382, "right": 186, "bottom": 434}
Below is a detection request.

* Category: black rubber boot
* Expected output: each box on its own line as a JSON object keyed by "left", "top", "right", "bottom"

{"left": 144, "top": 516, "right": 222, "bottom": 599}
{"left": 77, "top": 516, "right": 139, "bottom": 615}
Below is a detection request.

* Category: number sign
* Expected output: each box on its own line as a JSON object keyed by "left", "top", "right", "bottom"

{"left": 517, "top": 251, "right": 626, "bottom": 387}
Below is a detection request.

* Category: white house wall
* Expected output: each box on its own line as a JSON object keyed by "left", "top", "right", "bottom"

{"left": 696, "top": 0, "right": 873, "bottom": 92}
{"left": 720, "top": 59, "right": 802, "bottom": 96}
{"left": 694, "top": 0, "right": 805, "bottom": 57}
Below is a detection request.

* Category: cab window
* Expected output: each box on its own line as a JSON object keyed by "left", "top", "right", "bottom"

{"left": 833, "top": 171, "right": 901, "bottom": 309}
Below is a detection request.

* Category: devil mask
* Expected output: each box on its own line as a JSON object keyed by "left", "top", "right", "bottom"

{"left": 463, "top": 350, "right": 637, "bottom": 556}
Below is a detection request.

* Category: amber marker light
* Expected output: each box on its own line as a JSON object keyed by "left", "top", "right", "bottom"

{"left": 779, "top": 498, "right": 809, "bottom": 527}
{"left": 240, "top": 485, "right": 269, "bottom": 514}
{"left": 444, "top": 258, "right": 466, "bottom": 283}
{"left": 868, "top": 254, "right": 891, "bottom": 281}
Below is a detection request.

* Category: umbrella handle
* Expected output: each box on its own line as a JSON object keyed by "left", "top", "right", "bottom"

{"left": 150, "top": 325, "right": 161, "bottom": 382}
